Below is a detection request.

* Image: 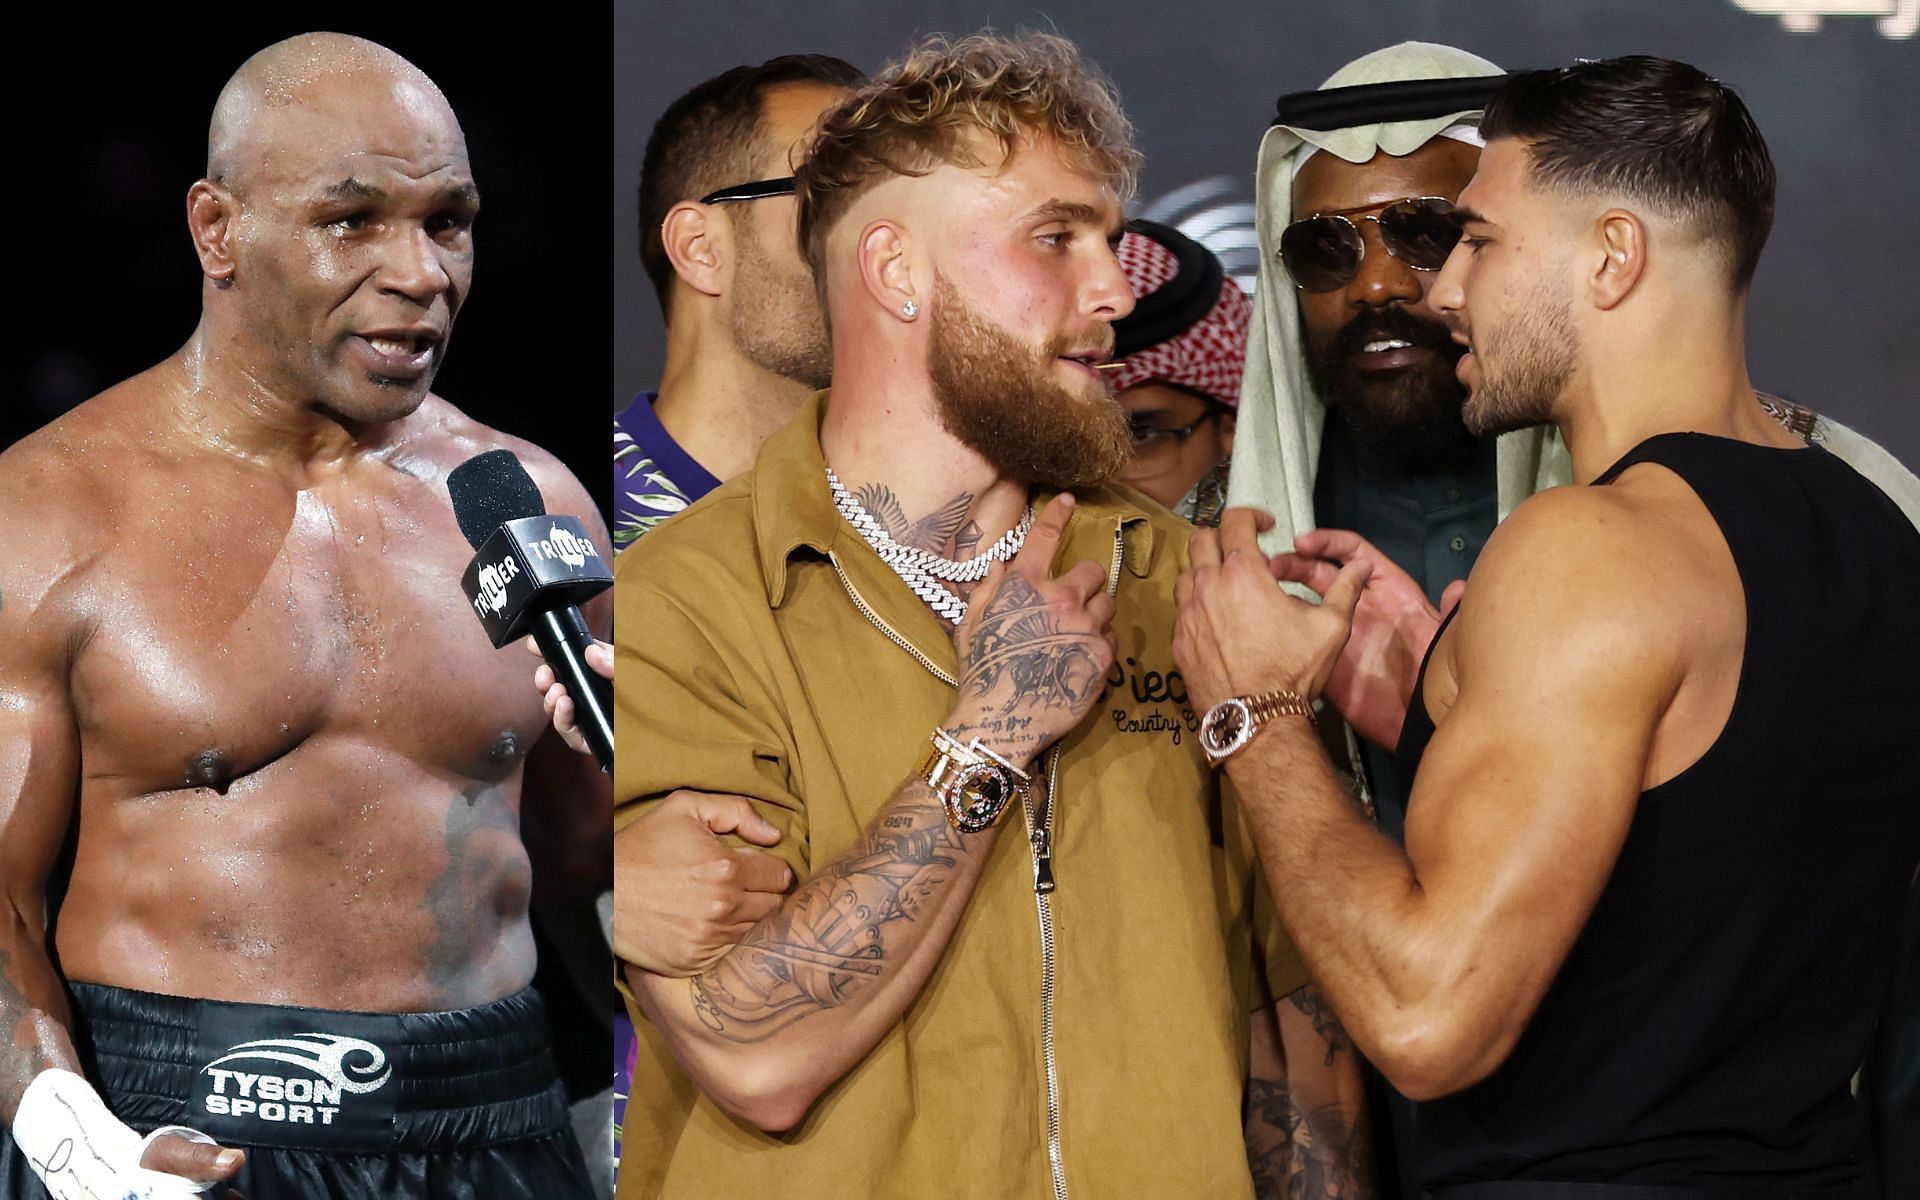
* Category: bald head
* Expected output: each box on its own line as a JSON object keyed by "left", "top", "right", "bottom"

{"left": 208, "top": 33, "right": 462, "bottom": 190}
{"left": 187, "top": 32, "right": 479, "bottom": 425}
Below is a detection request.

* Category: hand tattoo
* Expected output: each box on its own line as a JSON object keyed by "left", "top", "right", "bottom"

{"left": 960, "top": 576, "right": 1105, "bottom": 716}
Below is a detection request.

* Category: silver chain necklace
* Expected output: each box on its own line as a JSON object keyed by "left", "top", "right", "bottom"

{"left": 827, "top": 469, "right": 1032, "bottom": 624}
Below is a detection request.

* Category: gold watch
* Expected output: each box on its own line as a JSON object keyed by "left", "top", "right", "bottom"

{"left": 915, "top": 728, "right": 1030, "bottom": 832}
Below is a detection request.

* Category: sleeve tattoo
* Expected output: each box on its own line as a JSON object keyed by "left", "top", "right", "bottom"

{"left": 1247, "top": 987, "right": 1375, "bottom": 1200}
{"left": 688, "top": 785, "right": 965, "bottom": 1041}
{"left": 679, "top": 525, "right": 1102, "bottom": 1044}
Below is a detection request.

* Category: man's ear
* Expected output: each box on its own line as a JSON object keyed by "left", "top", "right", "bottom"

{"left": 1589, "top": 208, "right": 1648, "bottom": 311}
{"left": 857, "top": 221, "right": 919, "bottom": 322}
{"left": 661, "top": 201, "right": 734, "bottom": 299}
{"left": 187, "top": 179, "right": 237, "bottom": 286}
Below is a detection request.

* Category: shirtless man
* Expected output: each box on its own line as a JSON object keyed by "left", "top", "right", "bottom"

{"left": 0, "top": 33, "right": 607, "bottom": 1200}
{"left": 1175, "top": 56, "right": 1920, "bottom": 1194}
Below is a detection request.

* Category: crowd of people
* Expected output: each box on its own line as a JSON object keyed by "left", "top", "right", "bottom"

{"left": 614, "top": 28, "right": 1920, "bottom": 1200}
{"left": 0, "top": 21, "right": 1910, "bottom": 1200}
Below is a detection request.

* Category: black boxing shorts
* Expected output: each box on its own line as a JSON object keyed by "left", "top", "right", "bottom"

{"left": 0, "top": 982, "right": 595, "bottom": 1199}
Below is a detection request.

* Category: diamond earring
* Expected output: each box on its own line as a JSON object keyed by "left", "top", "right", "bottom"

{"left": 901, "top": 299, "right": 918, "bottom": 319}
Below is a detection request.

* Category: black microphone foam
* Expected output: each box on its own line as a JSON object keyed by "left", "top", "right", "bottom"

{"left": 448, "top": 450, "right": 547, "bottom": 549}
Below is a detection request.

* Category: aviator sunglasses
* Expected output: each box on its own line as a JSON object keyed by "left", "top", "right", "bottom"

{"left": 1278, "top": 196, "right": 1462, "bottom": 293}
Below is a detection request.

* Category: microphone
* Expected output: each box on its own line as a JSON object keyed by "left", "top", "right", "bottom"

{"left": 449, "top": 450, "right": 613, "bottom": 771}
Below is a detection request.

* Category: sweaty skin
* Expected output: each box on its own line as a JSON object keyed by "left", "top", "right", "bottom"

{"left": 17, "top": 385, "right": 605, "bottom": 1010}
{"left": 0, "top": 33, "right": 610, "bottom": 1141}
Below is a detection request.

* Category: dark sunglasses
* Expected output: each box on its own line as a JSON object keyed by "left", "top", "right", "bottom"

{"left": 698, "top": 176, "right": 796, "bottom": 205}
{"left": 1279, "top": 196, "right": 1462, "bottom": 293}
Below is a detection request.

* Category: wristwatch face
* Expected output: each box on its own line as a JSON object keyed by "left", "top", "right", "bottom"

{"left": 947, "top": 761, "right": 1015, "bottom": 832}
{"left": 1200, "top": 697, "right": 1255, "bottom": 763}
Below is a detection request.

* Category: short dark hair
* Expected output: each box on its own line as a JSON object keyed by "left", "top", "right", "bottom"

{"left": 1482, "top": 56, "right": 1775, "bottom": 288}
{"left": 637, "top": 55, "right": 864, "bottom": 318}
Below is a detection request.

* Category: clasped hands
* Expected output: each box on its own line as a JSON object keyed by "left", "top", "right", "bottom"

{"left": 1174, "top": 508, "right": 1457, "bottom": 751}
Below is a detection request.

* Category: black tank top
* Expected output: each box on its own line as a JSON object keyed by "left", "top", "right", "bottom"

{"left": 1397, "top": 433, "right": 1920, "bottom": 1191}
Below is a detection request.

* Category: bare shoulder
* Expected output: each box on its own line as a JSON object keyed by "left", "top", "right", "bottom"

{"left": 1448, "top": 479, "right": 1713, "bottom": 685}
{"left": 398, "top": 395, "right": 602, "bottom": 538}
{"left": 0, "top": 381, "right": 161, "bottom": 624}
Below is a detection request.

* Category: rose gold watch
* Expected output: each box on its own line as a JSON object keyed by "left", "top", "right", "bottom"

{"left": 1199, "top": 689, "right": 1314, "bottom": 765}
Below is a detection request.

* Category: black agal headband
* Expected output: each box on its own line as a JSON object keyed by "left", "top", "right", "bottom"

{"left": 1273, "top": 75, "right": 1505, "bottom": 131}
{"left": 1111, "top": 219, "right": 1226, "bottom": 362}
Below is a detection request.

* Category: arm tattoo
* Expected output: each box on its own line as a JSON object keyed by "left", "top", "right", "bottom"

{"left": 1289, "top": 985, "right": 1350, "bottom": 1068}
{"left": 1290, "top": 1100, "right": 1373, "bottom": 1200}
{"left": 1246, "top": 1076, "right": 1293, "bottom": 1200}
{"left": 689, "top": 786, "right": 968, "bottom": 1041}
{"left": 1248, "top": 1082, "right": 1373, "bottom": 1200}
{"left": 1247, "top": 988, "right": 1373, "bottom": 1200}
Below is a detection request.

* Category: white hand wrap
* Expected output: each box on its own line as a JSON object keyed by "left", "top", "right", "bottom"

{"left": 10, "top": 1070, "right": 218, "bottom": 1198}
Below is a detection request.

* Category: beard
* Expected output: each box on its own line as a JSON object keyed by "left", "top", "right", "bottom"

{"left": 1304, "top": 305, "right": 1479, "bottom": 473}
{"left": 926, "top": 272, "right": 1133, "bottom": 492}
{"left": 728, "top": 226, "right": 833, "bottom": 390}
{"left": 1462, "top": 278, "right": 1578, "bottom": 439}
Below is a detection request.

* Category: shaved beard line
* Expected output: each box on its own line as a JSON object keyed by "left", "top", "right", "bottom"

{"left": 1462, "top": 275, "right": 1578, "bottom": 439}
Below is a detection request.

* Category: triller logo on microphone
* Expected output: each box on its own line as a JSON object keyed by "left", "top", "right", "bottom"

{"left": 531, "top": 523, "right": 599, "bottom": 570}
{"left": 459, "top": 514, "right": 613, "bottom": 648}
{"left": 475, "top": 556, "right": 522, "bottom": 619}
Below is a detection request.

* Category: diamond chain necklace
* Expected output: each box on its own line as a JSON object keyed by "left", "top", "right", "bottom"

{"left": 826, "top": 468, "right": 1033, "bottom": 625}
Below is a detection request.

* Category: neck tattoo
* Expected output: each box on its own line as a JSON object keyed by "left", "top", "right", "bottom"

{"left": 826, "top": 468, "right": 1033, "bottom": 624}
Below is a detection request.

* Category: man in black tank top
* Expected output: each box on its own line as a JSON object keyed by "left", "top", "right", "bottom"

{"left": 1172, "top": 56, "right": 1920, "bottom": 1199}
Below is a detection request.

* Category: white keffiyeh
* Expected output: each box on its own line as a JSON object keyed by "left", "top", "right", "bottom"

{"left": 1227, "top": 41, "right": 1571, "bottom": 561}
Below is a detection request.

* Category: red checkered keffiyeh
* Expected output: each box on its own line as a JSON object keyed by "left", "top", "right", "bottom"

{"left": 1108, "top": 230, "right": 1252, "bottom": 408}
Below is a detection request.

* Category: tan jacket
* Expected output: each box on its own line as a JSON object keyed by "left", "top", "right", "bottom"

{"left": 615, "top": 393, "right": 1305, "bottom": 1199}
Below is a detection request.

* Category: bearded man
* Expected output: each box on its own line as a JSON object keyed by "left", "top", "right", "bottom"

{"left": 617, "top": 54, "right": 864, "bottom": 546}
{"left": 1232, "top": 39, "right": 1920, "bottom": 837}
{"left": 1179, "top": 55, "right": 1920, "bottom": 1196}
{"left": 1229, "top": 47, "right": 1920, "bottom": 1195}
{"left": 0, "top": 32, "right": 606, "bottom": 1200}
{"left": 615, "top": 31, "right": 1368, "bottom": 1200}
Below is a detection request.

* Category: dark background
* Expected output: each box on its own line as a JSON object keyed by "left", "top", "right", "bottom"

{"left": 616, "top": 0, "right": 1920, "bottom": 468}
{"left": 13, "top": 11, "right": 611, "bottom": 518}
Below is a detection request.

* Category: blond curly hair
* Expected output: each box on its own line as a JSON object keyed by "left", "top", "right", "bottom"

{"left": 795, "top": 31, "right": 1139, "bottom": 296}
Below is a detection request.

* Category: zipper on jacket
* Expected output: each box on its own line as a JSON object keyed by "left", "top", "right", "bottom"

{"left": 830, "top": 522, "right": 1125, "bottom": 1200}
{"left": 827, "top": 551, "right": 958, "bottom": 687}
{"left": 1028, "top": 523, "right": 1123, "bottom": 1200}
{"left": 1024, "top": 749, "right": 1067, "bottom": 1200}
